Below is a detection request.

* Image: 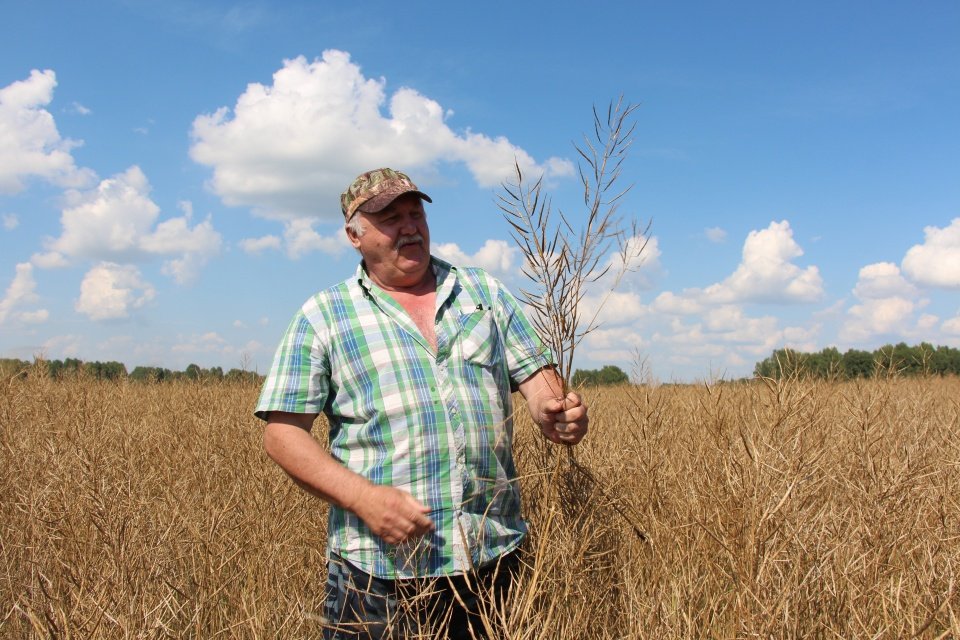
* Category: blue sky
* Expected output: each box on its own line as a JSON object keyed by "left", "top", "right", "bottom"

{"left": 2, "top": 0, "right": 958, "bottom": 382}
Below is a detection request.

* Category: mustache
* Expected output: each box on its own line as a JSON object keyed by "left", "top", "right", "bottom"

{"left": 395, "top": 234, "right": 425, "bottom": 250}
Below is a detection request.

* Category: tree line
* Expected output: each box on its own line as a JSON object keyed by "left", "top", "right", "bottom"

{"left": 571, "top": 365, "right": 630, "bottom": 386}
{"left": 753, "top": 342, "right": 960, "bottom": 379}
{"left": 0, "top": 357, "right": 262, "bottom": 383}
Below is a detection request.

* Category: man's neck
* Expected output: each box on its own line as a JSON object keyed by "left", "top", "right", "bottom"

{"left": 365, "top": 262, "right": 436, "bottom": 296}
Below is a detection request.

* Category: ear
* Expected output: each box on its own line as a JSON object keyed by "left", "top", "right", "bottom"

{"left": 344, "top": 222, "right": 362, "bottom": 249}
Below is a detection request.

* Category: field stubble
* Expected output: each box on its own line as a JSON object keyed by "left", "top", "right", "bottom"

{"left": 1, "top": 371, "right": 958, "bottom": 638}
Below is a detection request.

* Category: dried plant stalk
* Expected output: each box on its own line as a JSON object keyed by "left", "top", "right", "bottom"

{"left": 498, "top": 97, "right": 652, "bottom": 543}
{"left": 497, "top": 96, "right": 650, "bottom": 389}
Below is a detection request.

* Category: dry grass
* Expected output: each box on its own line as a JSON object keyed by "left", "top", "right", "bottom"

{"left": 2, "top": 370, "right": 959, "bottom": 638}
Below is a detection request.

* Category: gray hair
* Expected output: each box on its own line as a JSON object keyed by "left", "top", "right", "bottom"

{"left": 345, "top": 215, "right": 366, "bottom": 238}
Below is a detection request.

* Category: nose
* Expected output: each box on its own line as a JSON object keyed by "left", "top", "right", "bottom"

{"left": 399, "top": 213, "right": 418, "bottom": 233}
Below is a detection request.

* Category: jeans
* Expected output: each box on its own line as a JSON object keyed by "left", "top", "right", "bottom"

{"left": 321, "top": 550, "right": 520, "bottom": 639}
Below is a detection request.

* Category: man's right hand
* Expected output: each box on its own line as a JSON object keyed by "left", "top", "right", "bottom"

{"left": 350, "top": 484, "right": 435, "bottom": 545}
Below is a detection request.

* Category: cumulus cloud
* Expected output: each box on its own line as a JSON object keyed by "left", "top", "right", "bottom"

{"left": 75, "top": 262, "right": 156, "bottom": 320}
{"left": 943, "top": 312, "right": 960, "bottom": 335}
{"left": 572, "top": 291, "right": 646, "bottom": 330}
{"left": 68, "top": 101, "right": 91, "bottom": 116}
{"left": 0, "top": 263, "right": 47, "bottom": 324}
{"left": 30, "top": 251, "right": 69, "bottom": 269}
{"left": 283, "top": 218, "right": 349, "bottom": 259}
{"left": 43, "top": 334, "right": 83, "bottom": 359}
{"left": 852, "top": 262, "right": 918, "bottom": 299}
{"left": 582, "top": 326, "right": 648, "bottom": 363}
{"left": 705, "top": 227, "right": 727, "bottom": 243}
{"left": 239, "top": 235, "right": 282, "bottom": 254}
{"left": 3, "top": 214, "right": 18, "bottom": 230}
{"left": 190, "top": 50, "right": 572, "bottom": 220}
{"left": 648, "top": 221, "right": 822, "bottom": 318}
{"left": 42, "top": 166, "right": 222, "bottom": 282}
{"left": 0, "top": 69, "right": 95, "bottom": 194}
{"left": 651, "top": 291, "right": 704, "bottom": 315}
{"left": 901, "top": 218, "right": 960, "bottom": 289}
{"left": 591, "top": 235, "right": 662, "bottom": 292}
{"left": 839, "top": 262, "right": 925, "bottom": 343}
{"left": 649, "top": 305, "right": 820, "bottom": 377}
{"left": 433, "top": 239, "right": 517, "bottom": 277}
{"left": 700, "top": 221, "right": 823, "bottom": 304}
{"left": 170, "top": 331, "right": 262, "bottom": 366}
{"left": 841, "top": 297, "right": 916, "bottom": 343}
{"left": 172, "top": 331, "right": 229, "bottom": 354}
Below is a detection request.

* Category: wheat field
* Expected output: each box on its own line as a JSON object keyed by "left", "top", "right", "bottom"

{"left": 2, "top": 369, "right": 958, "bottom": 638}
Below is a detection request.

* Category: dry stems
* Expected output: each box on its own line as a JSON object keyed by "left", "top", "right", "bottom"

{"left": 2, "top": 371, "right": 959, "bottom": 638}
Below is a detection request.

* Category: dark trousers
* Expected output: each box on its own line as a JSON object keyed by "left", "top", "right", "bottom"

{"left": 322, "top": 551, "right": 520, "bottom": 639}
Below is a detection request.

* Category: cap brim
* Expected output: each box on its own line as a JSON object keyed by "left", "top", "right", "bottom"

{"left": 357, "top": 189, "right": 432, "bottom": 214}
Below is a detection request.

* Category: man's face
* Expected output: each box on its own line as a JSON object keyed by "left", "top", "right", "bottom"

{"left": 347, "top": 192, "right": 431, "bottom": 290}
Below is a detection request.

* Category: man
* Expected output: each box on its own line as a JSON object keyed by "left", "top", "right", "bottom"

{"left": 254, "top": 168, "right": 588, "bottom": 639}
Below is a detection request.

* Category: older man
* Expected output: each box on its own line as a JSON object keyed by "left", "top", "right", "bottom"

{"left": 255, "top": 168, "right": 588, "bottom": 639}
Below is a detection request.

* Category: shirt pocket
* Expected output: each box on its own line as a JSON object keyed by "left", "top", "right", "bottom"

{"left": 458, "top": 309, "right": 500, "bottom": 366}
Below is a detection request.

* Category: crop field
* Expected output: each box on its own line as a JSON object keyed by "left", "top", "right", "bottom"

{"left": 2, "top": 370, "right": 959, "bottom": 638}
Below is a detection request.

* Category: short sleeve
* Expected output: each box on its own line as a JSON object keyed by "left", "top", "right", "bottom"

{"left": 494, "top": 280, "right": 553, "bottom": 387}
{"left": 253, "top": 311, "right": 331, "bottom": 421}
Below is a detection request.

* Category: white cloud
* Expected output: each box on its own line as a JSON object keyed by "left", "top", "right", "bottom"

{"left": 700, "top": 221, "right": 823, "bottom": 304}
{"left": 190, "top": 50, "right": 572, "bottom": 220}
{"left": 433, "top": 239, "right": 517, "bottom": 277}
{"left": 0, "top": 69, "right": 95, "bottom": 194}
{"left": 593, "top": 235, "right": 662, "bottom": 292}
{"left": 51, "top": 166, "right": 160, "bottom": 258}
{"left": 20, "top": 309, "right": 49, "bottom": 324}
{"left": 42, "top": 334, "right": 82, "bottom": 359}
{"left": 840, "top": 297, "right": 916, "bottom": 343}
{"left": 705, "top": 226, "right": 727, "bottom": 243}
{"left": 169, "top": 332, "right": 264, "bottom": 367}
{"left": 577, "top": 291, "right": 647, "bottom": 328}
{"left": 30, "top": 251, "right": 69, "bottom": 269}
{"left": 648, "top": 221, "right": 822, "bottom": 321}
{"left": 142, "top": 216, "right": 220, "bottom": 254}
{"left": 581, "top": 326, "right": 649, "bottom": 365}
{"left": 160, "top": 253, "right": 206, "bottom": 285}
{"left": 3, "top": 214, "right": 18, "bottom": 230}
{"left": 75, "top": 262, "right": 156, "bottom": 320}
{"left": 917, "top": 313, "right": 939, "bottom": 333}
{"left": 0, "top": 263, "right": 45, "bottom": 324}
{"left": 839, "top": 261, "right": 929, "bottom": 343}
{"left": 172, "top": 331, "right": 229, "bottom": 354}
{"left": 68, "top": 101, "right": 91, "bottom": 116}
{"left": 651, "top": 291, "right": 703, "bottom": 315}
{"left": 852, "top": 262, "right": 918, "bottom": 299}
{"left": 642, "top": 305, "right": 821, "bottom": 380}
{"left": 43, "top": 167, "right": 221, "bottom": 282}
{"left": 239, "top": 235, "right": 282, "bottom": 254}
{"left": 582, "top": 326, "right": 649, "bottom": 351}
{"left": 283, "top": 218, "right": 349, "bottom": 259}
{"left": 901, "top": 218, "right": 960, "bottom": 289}
{"left": 943, "top": 312, "right": 960, "bottom": 335}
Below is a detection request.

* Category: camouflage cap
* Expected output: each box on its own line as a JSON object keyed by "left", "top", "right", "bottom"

{"left": 340, "top": 168, "right": 432, "bottom": 221}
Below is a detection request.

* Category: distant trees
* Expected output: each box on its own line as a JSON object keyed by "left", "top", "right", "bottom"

{"left": 754, "top": 342, "right": 960, "bottom": 380}
{"left": 572, "top": 365, "right": 630, "bottom": 387}
{"left": 1, "top": 357, "right": 262, "bottom": 384}
{"left": 0, "top": 358, "right": 30, "bottom": 377}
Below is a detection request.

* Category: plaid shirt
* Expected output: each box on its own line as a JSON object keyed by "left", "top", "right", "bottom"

{"left": 255, "top": 257, "right": 550, "bottom": 578}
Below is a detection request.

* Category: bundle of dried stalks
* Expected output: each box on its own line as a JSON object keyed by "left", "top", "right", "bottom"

{"left": 497, "top": 96, "right": 650, "bottom": 389}
{"left": 497, "top": 97, "right": 652, "bottom": 547}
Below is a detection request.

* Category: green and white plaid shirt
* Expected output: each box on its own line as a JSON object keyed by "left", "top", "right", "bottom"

{"left": 255, "top": 257, "right": 550, "bottom": 579}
